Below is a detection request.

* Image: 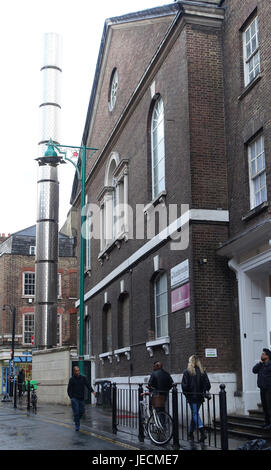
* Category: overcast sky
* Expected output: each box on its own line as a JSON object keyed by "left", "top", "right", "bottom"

{"left": 0, "top": 0, "right": 170, "bottom": 236}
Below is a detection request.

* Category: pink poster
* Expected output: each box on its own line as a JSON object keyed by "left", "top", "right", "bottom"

{"left": 171, "top": 283, "right": 190, "bottom": 312}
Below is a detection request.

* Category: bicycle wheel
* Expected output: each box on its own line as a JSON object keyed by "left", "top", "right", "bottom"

{"left": 147, "top": 411, "right": 173, "bottom": 445}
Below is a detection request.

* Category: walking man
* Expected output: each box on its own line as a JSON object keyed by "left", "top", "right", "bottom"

{"left": 252, "top": 348, "right": 271, "bottom": 430}
{"left": 67, "top": 366, "right": 96, "bottom": 431}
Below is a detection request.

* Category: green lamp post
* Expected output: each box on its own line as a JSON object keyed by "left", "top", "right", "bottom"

{"left": 42, "top": 139, "right": 98, "bottom": 374}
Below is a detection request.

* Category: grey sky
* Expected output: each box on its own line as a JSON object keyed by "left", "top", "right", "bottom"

{"left": 0, "top": 0, "right": 169, "bottom": 235}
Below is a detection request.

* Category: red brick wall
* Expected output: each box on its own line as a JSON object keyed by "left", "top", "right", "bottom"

{"left": 0, "top": 254, "right": 78, "bottom": 348}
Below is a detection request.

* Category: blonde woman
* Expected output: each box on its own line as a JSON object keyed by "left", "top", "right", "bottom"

{"left": 181, "top": 355, "right": 211, "bottom": 442}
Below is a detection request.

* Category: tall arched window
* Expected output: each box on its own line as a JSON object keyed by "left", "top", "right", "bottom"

{"left": 103, "top": 303, "right": 112, "bottom": 352}
{"left": 118, "top": 294, "right": 130, "bottom": 349}
{"left": 154, "top": 272, "right": 168, "bottom": 338}
{"left": 151, "top": 97, "right": 165, "bottom": 199}
{"left": 99, "top": 153, "right": 129, "bottom": 255}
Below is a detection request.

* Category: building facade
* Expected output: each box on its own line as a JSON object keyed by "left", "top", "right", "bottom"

{"left": 0, "top": 226, "right": 77, "bottom": 393}
{"left": 71, "top": 0, "right": 271, "bottom": 414}
{"left": 218, "top": 0, "right": 271, "bottom": 413}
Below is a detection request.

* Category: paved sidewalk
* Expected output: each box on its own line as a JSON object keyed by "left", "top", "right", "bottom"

{"left": 0, "top": 398, "right": 251, "bottom": 451}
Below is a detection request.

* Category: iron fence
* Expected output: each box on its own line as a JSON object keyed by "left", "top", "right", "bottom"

{"left": 111, "top": 382, "right": 228, "bottom": 450}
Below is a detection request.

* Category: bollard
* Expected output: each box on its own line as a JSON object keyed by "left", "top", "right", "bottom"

{"left": 112, "top": 383, "right": 117, "bottom": 434}
{"left": 138, "top": 384, "right": 144, "bottom": 442}
{"left": 27, "top": 380, "right": 31, "bottom": 411}
{"left": 172, "top": 383, "right": 180, "bottom": 449}
{"left": 13, "top": 380, "right": 17, "bottom": 409}
{"left": 219, "top": 384, "right": 228, "bottom": 450}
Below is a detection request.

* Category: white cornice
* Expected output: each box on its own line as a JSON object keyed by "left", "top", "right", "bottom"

{"left": 76, "top": 208, "right": 229, "bottom": 307}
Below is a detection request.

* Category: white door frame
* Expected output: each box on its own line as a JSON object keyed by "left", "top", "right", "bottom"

{"left": 229, "top": 249, "right": 271, "bottom": 413}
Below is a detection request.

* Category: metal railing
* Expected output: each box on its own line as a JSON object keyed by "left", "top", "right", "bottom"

{"left": 7, "top": 380, "right": 37, "bottom": 414}
{"left": 111, "top": 382, "right": 228, "bottom": 450}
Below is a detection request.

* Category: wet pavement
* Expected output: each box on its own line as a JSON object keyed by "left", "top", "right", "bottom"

{"left": 0, "top": 403, "right": 133, "bottom": 451}
{"left": 0, "top": 397, "right": 260, "bottom": 452}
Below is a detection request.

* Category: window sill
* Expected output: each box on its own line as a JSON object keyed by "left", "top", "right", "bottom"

{"left": 99, "top": 351, "right": 113, "bottom": 364}
{"left": 146, "top": 336, "right": 170, "bottom": 357}
{"left": 144, "top": 190, "right": 167, "bottom": 214}
{"left": 238, "top": 74, "right": 262, "bottom": 101}
{"left": 242, "top": 200, "right": 268, "bottom": 222}
{"left": 98, "top": 231, "right": 128, "bottom": 263}
{"left": 84, "top": 354, "right": 95, "bottom": 360}
{"left": 114, "top": 347, "right": 131, "bottom": 362}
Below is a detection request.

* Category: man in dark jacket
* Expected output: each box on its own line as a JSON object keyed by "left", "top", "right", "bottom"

{"left": 67, "top": 366, "right": 96, "bottom": 431}
{"left": 148, "top": 361, "right": 174, "bottom": 395}
{"left": 147, "top": 361, "right": 173, "bottom": 413}
{"left": 252, "top": 348, "right": 271, "bottom": 429}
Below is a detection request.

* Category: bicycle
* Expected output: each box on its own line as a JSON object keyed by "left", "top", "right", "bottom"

{"left": 30, "top": 385, "right": 37, "bottom": 414}
{"left": 139, "top": 390, "right": 173, "bottom": 445}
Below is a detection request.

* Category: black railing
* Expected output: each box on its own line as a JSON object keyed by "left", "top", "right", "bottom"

{"left": 111, "top": 382, "right": 228, "bottom": 450}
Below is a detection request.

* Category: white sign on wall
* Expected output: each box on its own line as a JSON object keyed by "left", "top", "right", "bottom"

{"left": 170, "top": 259, "right": 189, "bottom": 288}
{"left": 205, "top": 348, "right": 217, "bottom": 358}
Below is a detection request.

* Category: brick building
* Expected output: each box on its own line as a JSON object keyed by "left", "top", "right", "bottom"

{"left": 0, "top": 225, "right": 77, "bottom": 393}
{"left": 70, "top": 0, "right": 271, "bottom": 414}
{"left": 217, "top": 0, "right": 271, "bottom": 413}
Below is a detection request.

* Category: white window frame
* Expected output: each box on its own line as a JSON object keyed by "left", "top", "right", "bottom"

{"left": 99, "top": 154, "right": 128, "bottom": 255}
{"left": 23, "top": 313, "right": 35, "bottom": 345}
{"left": 85, "top": 315, "right": 91, "bottom": 356}
{"left": 85, "top": 196, "right": 92, "bottom": 271}
{"left": 154, "top": 272, "right": 168, "bottom": 339}
{"left": 23, "top": 272, "right": 35, "bottom": 297}
{"left": 29, "top": 246, "right": 36, "bottom": 256}
{"left": 243, "top": 16, "right": 260, "bottom": 87}
{"left": 151, "top": 97, "right": 166, "bottom": 200}
{"left": 58, "top": 273, "right": 62, "bottom": 299}
{"left": 248, "top": 135, "right": 267, "bottom": 209}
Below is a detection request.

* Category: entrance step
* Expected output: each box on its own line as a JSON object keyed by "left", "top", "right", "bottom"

{"left": 215, "top": 410, "right": 271, "bottom": 441}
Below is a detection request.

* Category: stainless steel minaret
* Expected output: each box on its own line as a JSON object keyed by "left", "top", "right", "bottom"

{"left": 34, "top": 33, "right": 63, "bottom": 349}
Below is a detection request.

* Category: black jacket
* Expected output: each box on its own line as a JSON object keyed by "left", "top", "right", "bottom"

{"left": 67, "top": 374, "right": 93, "bottom": 400}
{"left": 148, "top": 368, "right": 174, "bottom": 395}
{"left": 252, "top": 361, "right": 271, "bottom": 389}
{"left": 181, "top": 366, "right": 211, "bottom": 404}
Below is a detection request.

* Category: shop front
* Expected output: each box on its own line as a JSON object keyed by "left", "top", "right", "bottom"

{"left": 1, "top": 352, "right": 32, "bottom": 395}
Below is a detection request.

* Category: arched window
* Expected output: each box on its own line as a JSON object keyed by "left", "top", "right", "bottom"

{"left": 154, "top": 272, "right": 168, "bottom": 338}
{"left": 103, "top": 303, "right": 112, "bottom": 352}
{"left": 151, "top": 97, "right": 165, "bottom": 199}
{"left": 118, "top": 294, "right": 130, "bottom": 349}
{"left": 99, "top": 153, "right": 129, "bottom": 254}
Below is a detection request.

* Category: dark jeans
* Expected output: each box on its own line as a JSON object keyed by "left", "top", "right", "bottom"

{"left": 260, "top": 388, "right": 271, "bottom": 425}
{"left": 71, "top": 398, "right": 85, "bottom": 427}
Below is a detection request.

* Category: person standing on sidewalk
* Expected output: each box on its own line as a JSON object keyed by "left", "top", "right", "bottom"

{"left": 18, "top": 369, "right": 25, "bottom": 398}
{"left": 181, "top": 355, "right": 211, "bottom": 442}
{"left": 252, "top": 348, "right": 271, "bottom": 430}
{"left": 67, "top": 366, "right": 96, "bottom": 431}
